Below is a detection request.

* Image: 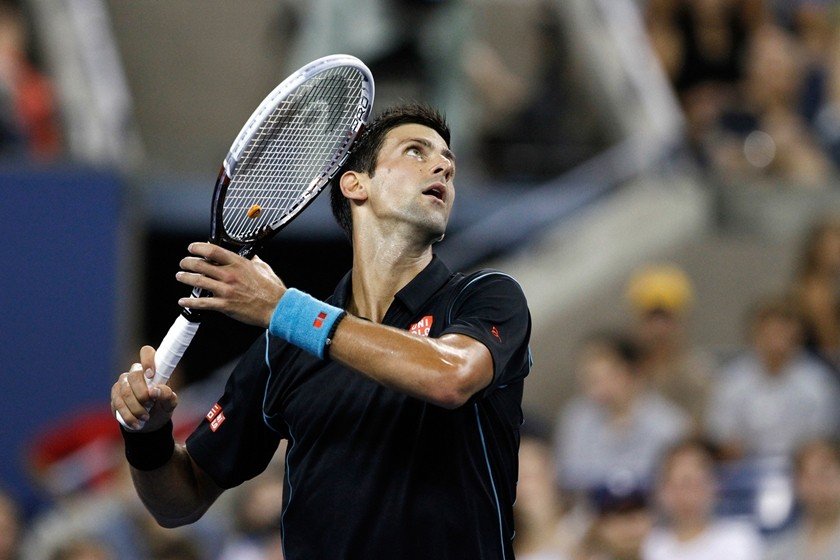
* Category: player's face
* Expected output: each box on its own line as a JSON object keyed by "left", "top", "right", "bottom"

{"left": 366, "top": 123, "right": 456, "bottom": 242}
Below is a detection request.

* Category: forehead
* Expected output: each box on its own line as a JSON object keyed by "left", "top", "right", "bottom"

{"left": 382, "top": 123, "right": 449, "bottom": 150}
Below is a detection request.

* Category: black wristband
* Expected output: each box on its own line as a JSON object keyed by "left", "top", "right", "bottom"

{"left": 324, "top": 310, "right": 347, "bottom": 358}
{"left": 120, "top": 419, "right": 175, "bottom": 471}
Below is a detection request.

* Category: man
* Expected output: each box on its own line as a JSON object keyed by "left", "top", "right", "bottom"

{"left": 624, "top": 264, "right": 715, "bottom": 432}
{"left": 765, "top": 439, "right": 840, "bottom": 560}
{"left": 111, "top": 103, "right": 532, "bottom": 559}
{"left": 555, "top": 331, "right": 688, "bottom": 493}
{"left": 706, "top": 296, "right": 840, "bottom": 461}
{"left": 643, "top": 439, "right": 762, "bottom": 560}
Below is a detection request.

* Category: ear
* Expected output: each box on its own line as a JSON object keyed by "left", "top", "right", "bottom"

{"left": 339, "top": 170, "right": 368, "bottom": 202}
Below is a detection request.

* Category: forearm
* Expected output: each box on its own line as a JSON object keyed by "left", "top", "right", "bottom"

{"left": 129, "top": 444, "right": 222, "bottom": 528}
{"left": 328, "top": 315, "right": 490, "bottom": 408}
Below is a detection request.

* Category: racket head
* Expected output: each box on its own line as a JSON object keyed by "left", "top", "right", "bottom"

{"left": 211, "top": 54, "right": 374, "bottom": 253}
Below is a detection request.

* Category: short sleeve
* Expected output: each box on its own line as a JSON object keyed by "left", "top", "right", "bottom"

{"left": 186, "top": 332, "right": 283, "bottom": 489}
{"left": 441, "top": 271, "right": 531, "bottom": 395}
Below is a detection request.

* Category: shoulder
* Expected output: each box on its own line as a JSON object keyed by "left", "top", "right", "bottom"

{"left": 638, "top": 392, "right": 689, "bottom": 427}
{"left": 563, "top": 396, "right": 595, "bottom": 416}
{"left": 715, "top": 355, "right": 761, "bottom": 390}
{"left": 794, "top": 354, "right": 839, "bottom": 385}
{"left": 762, "top": 527, "right": 801, "bottom": 560}
{"left": 705, "top": 520, "right": 763, "bottom": 552}
{"left": 642, "top": 527, "right": 676, "bottom": 557}
{"left": 449, "top": 269, "right": 528, "bottom": 301}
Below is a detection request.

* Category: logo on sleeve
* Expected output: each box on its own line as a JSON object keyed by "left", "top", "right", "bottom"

{"left": 409, "top": 315, "right": 434, "bottom": 337}
{"left": 206, "top": 403, "right": 222, "bottom": 421}
{"left": 491, "top": 325, "right": 502, "bottom": 343}
{"left": 206, "top": 402, "right": 226, "bottom": 432}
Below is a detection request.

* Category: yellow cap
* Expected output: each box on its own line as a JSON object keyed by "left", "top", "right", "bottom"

{"left": 626, "top": 265, "right": 694, "bottom": 315}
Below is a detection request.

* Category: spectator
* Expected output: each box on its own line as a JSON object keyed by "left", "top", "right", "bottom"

{"left": 0, "top": 1, "right": 61, "bottom": 159}
{"left": 47, "top": 538, "right": 114, "bottom": 560}
{"left": 20, "top": 408, "right": 228, "bottom": 560}
{"left": 642, "top": 438, "right": 763, "bottom": 560}
{"left": 706, "top": 296, "right": 840, "bottom": 461}
{"left": 625, "top": 264, "right": 716, "bottom": 431}
{"left": 217, "top": 453, "right": 285, "bottom": 560}
{"left": 792, "top": 215, "right": 840, "bottom": 370}
{"left": 644, "top": 0, "right": 762, "bottom": 165}
{"left": 575, "top": 486, "right": 653, "bottom": 560}
{"left": 514, "top": 418, "right": 581, "bottom": 560}
{"left": 814, "top": 20, "right": 840, "bottom": 166}
{"left": 736, "top": 24, "right": 833, "bottom": 187}
{"left": 765, "top": 439, "right": 840, "bottom": 560}
{"left": 0, "top": 488, "right": 21, "bottom": 560}
{"left": 555, "top": 332, "right": 689, "bottom": 493}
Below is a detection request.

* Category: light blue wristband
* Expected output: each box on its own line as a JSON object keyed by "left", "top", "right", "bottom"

{"left": 268, "top": 288, "right": 346, "bottom": 359}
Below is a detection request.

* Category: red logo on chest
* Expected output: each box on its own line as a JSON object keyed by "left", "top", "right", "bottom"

{"left": 409, "top": 315, "right": 434, "bottom": 337}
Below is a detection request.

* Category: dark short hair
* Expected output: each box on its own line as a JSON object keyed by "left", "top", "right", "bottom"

{"left": 655, "top": 437, "right": 720, "bottom": 484}
{"left": 746, "top": 294, "right": 804, "bottom": 331}
{"left": 589, "top": 485, "right": 649, "bottom": 516}
{"left": 581, "top": 330, "right": 643, "bottom": 370}
{"left": 329, "top": 102, "right": 451, "bottom": 239}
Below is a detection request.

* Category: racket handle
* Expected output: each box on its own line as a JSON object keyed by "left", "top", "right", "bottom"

{"left": 116, "top": 315, "right": 201, "bottom": 430}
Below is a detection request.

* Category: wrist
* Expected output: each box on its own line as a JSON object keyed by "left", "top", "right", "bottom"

{"left": 121, "top": 419, "right": 175, "bottom": 471}
{"left": 268, "top": 288, "right": 346, "bottom": 359}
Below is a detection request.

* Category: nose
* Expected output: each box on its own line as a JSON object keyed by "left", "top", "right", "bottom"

{"left": 431, "top": 153, "right": 454, "bottom": 182}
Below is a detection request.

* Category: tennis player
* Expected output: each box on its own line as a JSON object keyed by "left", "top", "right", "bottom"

{"left": 111, "top": 103, "right": 532, "bottom": 559}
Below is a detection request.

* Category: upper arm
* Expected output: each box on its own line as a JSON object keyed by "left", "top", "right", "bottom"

{"left": 436, "top": 332, "right": 495, "bottom": 399}
{"left": 441, "top": 271, "right": 532, "bottom": 397}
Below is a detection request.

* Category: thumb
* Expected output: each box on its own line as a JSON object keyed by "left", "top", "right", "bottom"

{"left": 139, "top": 345, "right": 156, "bottom": 376}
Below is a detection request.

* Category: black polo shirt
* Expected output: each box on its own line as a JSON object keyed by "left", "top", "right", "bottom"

{"left": 186, "top": 256, "right": 532, "bottom": 560}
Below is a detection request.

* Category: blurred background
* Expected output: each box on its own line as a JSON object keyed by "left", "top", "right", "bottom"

{"left": 5, "top": 0, "right": 840, "bottom": 559}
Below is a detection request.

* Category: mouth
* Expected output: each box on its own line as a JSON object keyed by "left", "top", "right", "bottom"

{"left": 422, "top": 183, "right": 447, "bottom": 203}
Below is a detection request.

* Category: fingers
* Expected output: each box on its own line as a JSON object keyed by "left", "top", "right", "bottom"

{"left": 187, "top": 242, "right": 240, "bottom": 265}
{"left": 112, "top": 364, "right": 150, "bottom": 430}
{"left": 111, "top": 347, "right": 179, "bottom": 431}
{"left": 177, "top": 294, "right": 224, "bottom": 311}
{"left": 175, "top": 270, "right": 227, "bottom": 295}
{"left": 140, "top": 345, "right": 156, "bottom": 373}
{"left": 177, "top": 244, "right": 241, "bottom": 293}
{"left": 149, "top": 383, "right": 179, "bottom": 414}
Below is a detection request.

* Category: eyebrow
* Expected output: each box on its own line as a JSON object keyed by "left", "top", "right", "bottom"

{"left": 402, "top": 137, "right": 457, "bottom": 164}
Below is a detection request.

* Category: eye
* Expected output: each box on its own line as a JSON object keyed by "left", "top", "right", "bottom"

{"left": 405, "top": 145, "right": 424, "bottom": 159}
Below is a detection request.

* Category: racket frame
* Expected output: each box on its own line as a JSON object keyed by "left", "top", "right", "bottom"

{"left": 212, "top": 53, "right": 374, "bottom": 256}
{"left": 117, "top": 54, "right": 374, "bottom": 430}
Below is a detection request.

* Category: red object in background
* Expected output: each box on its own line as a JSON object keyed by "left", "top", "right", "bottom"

{"left": 27, "top": 407, "right": 122, "bottom": 496}
{"left": 26, "top": 404, "right": 201, "bottom": 497}
{"left": 14, "top": 60, "right": 61, "bottom": 159}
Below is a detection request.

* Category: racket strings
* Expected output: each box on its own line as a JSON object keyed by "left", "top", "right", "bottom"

{"left": 223, "top": 66, "right": 364, "bottom": 241}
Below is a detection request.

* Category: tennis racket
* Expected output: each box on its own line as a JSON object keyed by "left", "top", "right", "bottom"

{"left": 118, "top": 54, "right": 374, "bottom": 429}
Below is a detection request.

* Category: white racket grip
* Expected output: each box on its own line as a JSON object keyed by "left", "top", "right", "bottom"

{"left": 116, "top": 315, "right": 200, "bottom": 430}
{"left": 153, "top": 314, "right": 200, "bottom": 385}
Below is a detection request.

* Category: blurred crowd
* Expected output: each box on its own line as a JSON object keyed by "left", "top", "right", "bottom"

{"left": 644, "top": 0, "right": 840, "bottom": 188}
{"left": 9, "top": 0, "right": 840, "bottom": 559}
{"left": 0, "top": 0, "right": 59, "bottom": 161}
{"left": 10, "top": 217, "right": 840, "bottom": 560}
{"left": 511, "top": 211, "right": 840, "bottom": 560}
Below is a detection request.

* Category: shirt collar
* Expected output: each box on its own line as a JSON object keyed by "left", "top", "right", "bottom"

{"left": 330, "top": 255, "right": 453, "bottom": 315}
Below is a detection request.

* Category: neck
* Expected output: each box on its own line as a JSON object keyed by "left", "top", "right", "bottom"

{"left": 608, "top": 386, "right": 638, "bottom": 424}
{"left": 763, "top": 355, "right": 790, "bottom": 375}
{"left": 347, "top": 234, "right": 433, "bottom": 322}
{"left": 673, "top": 517, "right": 710, "bottom": 542}
{"left": 645, "top": 340, "right": 680, "bottom": 365}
